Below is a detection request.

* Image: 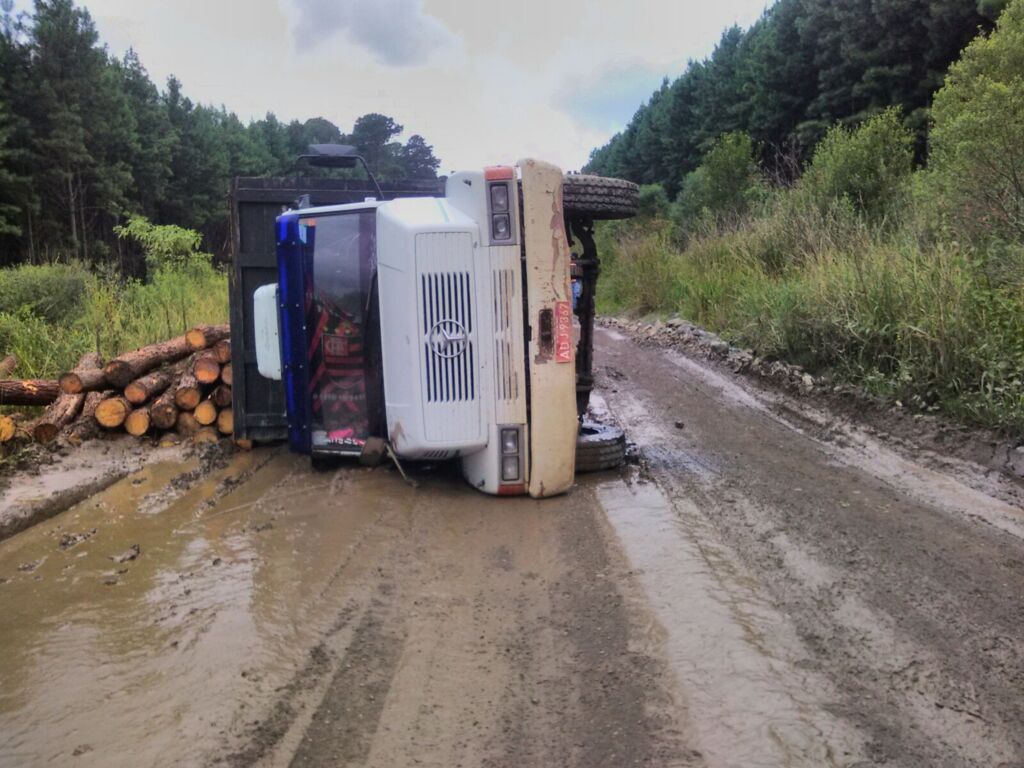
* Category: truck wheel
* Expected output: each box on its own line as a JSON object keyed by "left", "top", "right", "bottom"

{"left": 562, "top": 174, "right": 639, "bottom": 220}
{"left": 575, "top": 421, "right": 627, "bottom": 473}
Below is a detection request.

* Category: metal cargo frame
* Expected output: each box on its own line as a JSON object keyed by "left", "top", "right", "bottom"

{"left": 229, "top": 176, "right": 444, "bottom": 441}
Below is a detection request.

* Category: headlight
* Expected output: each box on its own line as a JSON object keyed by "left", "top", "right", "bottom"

{"left": 490, "top": 183, "right": 509, "bottom": 212}
{"left": 501, "top": 455, "right": 520, "bottom": 481}
{"left": 500, "top": 427, "right": 519, "bottom": 455}
{"left": 492, "top": 213, "right": 511, "bottom": 241}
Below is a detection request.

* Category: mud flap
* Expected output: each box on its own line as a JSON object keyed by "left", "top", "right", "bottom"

{"left": 518, "top": 159, "right": 578, "bottom": 498}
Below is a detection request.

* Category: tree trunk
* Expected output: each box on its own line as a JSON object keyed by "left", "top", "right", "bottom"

{"left": 186, "top": 324, "right": 230, "bottom": 351}
{"left": 66, "top": 390, "right": 112, "bottom": 444}
{"left": 176, "top": 411, "right": 200, "bottom": 437}
{"left": 194, "top": 399, "right": 218, "bottom": 426}
{"left": 124, "top": 406, "right": 151, "bottom": 437}
{"left": 124, "top": 367, "right": 174, "bottom": 405}
{"left": 35, "top": 354, "right": 102, "bottom": 439}
{"left": 173, "top": 370, "right": 202, "bottom": 411}
{"left": 211, "top": 384, "right": 232, "bottom": 408}
{"left": 216, "top": 407, "right": 234, "bottom": 436}
{"left": 193, "top": 350, "right": 221, "bottom": 385}
{"left": 0, "top": 379, "right": 60, "bottom": 406}
{"left": 152, "top": 386, "right": 180, "bottom": 430}
{"left": 0, "top": 355, "right": 16, "bottom": 377}
{"left": 95, "top": 396, "right": 132, "bottom": 429}
{"left": 59, "top": 352, "right": 107, "bottom": 394}
{"left": 221, "top": 363, "right": 233, "bottom": 387}
{"left": 104, "top": 333, "right": 193, "bottom": 389}
{"left": 213, "top": 339, "right": 232, "bottom": 364}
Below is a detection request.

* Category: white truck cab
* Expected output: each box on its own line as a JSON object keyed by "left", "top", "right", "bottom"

{"left": 244, "top": 152, "right": 637, "bottom": 498}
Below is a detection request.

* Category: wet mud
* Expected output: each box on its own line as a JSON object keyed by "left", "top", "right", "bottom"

{"left": 1, "top": 327, "right": 1023, "bottom": 766}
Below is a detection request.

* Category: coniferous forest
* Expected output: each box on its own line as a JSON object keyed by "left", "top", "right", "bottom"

{"left": 584, "top": 0, "right": 1005, "bottom": 189}
{"left": 0, "top": 0, "right": 441, "bottom": 270}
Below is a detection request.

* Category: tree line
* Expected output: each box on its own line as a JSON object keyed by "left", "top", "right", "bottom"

{"left": 0, "top": 0, "right": 442, "bottom": 270}
{"left": 584, "top": 0, "right": 1007, "bottom": 193}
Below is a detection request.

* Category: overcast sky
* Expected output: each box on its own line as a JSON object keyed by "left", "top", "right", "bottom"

{"left": 67, "top": 0, "right": 770, "bottom": 172}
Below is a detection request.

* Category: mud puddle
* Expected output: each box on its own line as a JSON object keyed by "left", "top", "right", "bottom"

{"left": 0, "top": 450, "right": 404, "bottom": 767}
{"left": 595, "top": 472, "right": 866, "bottom": 767}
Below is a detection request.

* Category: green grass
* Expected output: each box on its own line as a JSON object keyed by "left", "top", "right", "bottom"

{"left": 596, "top": 203, "right": 1024, "bottom": 434}
{"left": 0, "top": 259, "right": 228, "bottom": 380}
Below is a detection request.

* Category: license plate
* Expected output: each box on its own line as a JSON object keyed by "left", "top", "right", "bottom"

{"left": 554, "top": 301, "right": 573, "bottom": 363}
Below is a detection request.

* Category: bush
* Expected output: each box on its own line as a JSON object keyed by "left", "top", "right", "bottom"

{"left": 637, "top": 184, "right": 670, "bottom": 218}
{"left": 675, "top": 132, "right": 761, "bottom": 226}
{"left": 0, "top": 218, "right": 228, "bottom": 382}
{"left": 0, "top": 262, "right": 91, "bottom": 324}
{"left": 928, "top": 0, "right": 1024, "bottom": 244}
{"left": 800, "top": 108, "right": 914, "bottom": 222}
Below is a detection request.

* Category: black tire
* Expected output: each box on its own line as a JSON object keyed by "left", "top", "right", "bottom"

{"left": 562, "top": 174, "right": 639, "bottom": 220}
{"left": 575, "top": 421, "right": 627, "bottom": 473}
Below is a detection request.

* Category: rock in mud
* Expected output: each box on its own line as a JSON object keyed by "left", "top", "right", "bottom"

{"left": 110, "top": 544, "right": 140, "bottom": 563}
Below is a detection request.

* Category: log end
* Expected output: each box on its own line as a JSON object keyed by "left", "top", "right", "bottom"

{"left": 59, "top": 372, "right": 83, "bottom": 395}
{"left": 221, "top": 363, "right": 233, "bottom": 387}
{"left": 216, "top": 408, "right": 234, "bottom": 436}
{"left": 0, "top": 415, "right": 17, "bottom": 443}
{"left": 193, "top": 427, "right": 220, "bottom": 444}
{"left": 125, "top": 408, "right": 151, "bottom": 437}
{"left": 174, "top": 389, "right": 201, "bottom": 412}
{"left": 186, "top": 328, "right": 209, "bottom": 350}
{"left": 32, "top": 422, "right": 60, "bottom": 444}
{"left": 95, "top": 397, "right": 130, "bottom": 429}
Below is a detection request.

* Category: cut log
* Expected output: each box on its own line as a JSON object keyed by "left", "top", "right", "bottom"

{"left": 125, "top": 367, "right": 174, "bottom": 405}
{"left": 186, "top": 324, "right": 230, "bottom": 351}
{"left": 211, "top": 384, "right": 232, "bottom": 408}
{"left": 216, "top": 407, "right": 234, "bottom": 436}
{"left": 33, "top": 353, "right": 101, "bottom": 442}
{"left": 95, "top": 396, "right": 131, "bottom": 429}
{"left": 221, "top": 363, "right": 233, "bottom": 387}
{"left": 213, "top": 339, "right": 232, "bottom": 364}
{"left": 0, "top": 355, "right": 16, "bottom": 377}
{"left": 66, "top": 390, "right": 112, "bottom": 444}
{"left": 103, "top": 333, "right": 193, "bottom": 389}
{"left": 0, "top": 414, "right": 15, "bottom": 443}
{"left": 176, "top": 411, "right": 200, "bottom": 437}
{"left": 193, "top": 350, "right": 221, "bottom": 385}
{"left": 0, "top": 379, "right": 60, "bottom": 406}
{"left": 173, "top": 371, "right": 202, "bottom": 411}
{"left": 234, "top": 438, "right": 253, "bottom": 451}
{"left": 152, "top": 389, "right": 180, "bottom": 430}
{"left": 124, "top": 406, "right": 151, "bottom": 437}
{"left": 194, "top": 399, "right": 218, "bottom": 426}
{"left": 59, "top": 351, "right": 106, "bottom": 394}
{"left": 193, "top": 426, "right": 220, "bottom": 444}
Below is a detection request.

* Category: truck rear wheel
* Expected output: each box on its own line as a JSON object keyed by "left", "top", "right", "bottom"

{"left": 575, "top": 421, "right": 627, "bottom": 473}
{"left": 562, "top": 174, "right": 639, "bottom": 220}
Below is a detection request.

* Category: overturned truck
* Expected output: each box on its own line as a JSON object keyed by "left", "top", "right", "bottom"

{"left": 229, "top": 146, "right": 638, "bottom": 498}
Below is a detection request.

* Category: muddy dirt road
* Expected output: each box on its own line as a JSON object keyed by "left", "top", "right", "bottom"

{"left": 2, "top": 328, "right": 1024, "bottom": 767}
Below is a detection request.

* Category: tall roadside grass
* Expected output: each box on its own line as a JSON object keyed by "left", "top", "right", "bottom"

{"left": 0, "top": 221, "right": 228, "bottom": 380}
{"left": 596, "top": 202, "right": 1024, "bottom": 433}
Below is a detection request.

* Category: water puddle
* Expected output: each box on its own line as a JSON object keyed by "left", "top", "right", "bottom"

{"left": 0, "top": 450, "right": 408, "bottom": 767}
{"left": 596, "top": 474, "right": 866, "bottom": 767}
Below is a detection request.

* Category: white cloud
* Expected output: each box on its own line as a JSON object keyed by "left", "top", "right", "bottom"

{"left": 287, "top": 0, "right": 459, "bottom": 66}
{"left": 76, "top": 0, "right": 770, "bottom": 172}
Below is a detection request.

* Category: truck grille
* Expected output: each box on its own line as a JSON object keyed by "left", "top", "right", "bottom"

{"left": 421, "top": 271, "right": 476, "bottom": 403}
{"left": 492, "top": 268, "right": 520, "bottom": 402}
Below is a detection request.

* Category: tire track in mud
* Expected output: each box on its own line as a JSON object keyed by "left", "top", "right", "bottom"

{"left": 217, "top": 470, "right": 696, "bottom": 768}
{"left": 595, "top": 327, "right": 1024, "bottom": 767}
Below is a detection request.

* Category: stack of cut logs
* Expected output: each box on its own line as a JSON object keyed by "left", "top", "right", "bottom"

{"left": 0, "top": 324, "right": 242, "bottom": 447}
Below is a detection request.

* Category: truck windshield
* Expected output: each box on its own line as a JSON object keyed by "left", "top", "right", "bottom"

{"left": 301, "top": 210, "right": 381, "bottom": 452}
